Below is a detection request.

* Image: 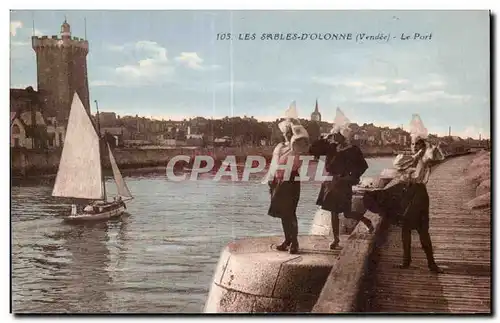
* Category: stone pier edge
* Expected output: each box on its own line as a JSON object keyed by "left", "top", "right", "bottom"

{"left": 212, "top": 252, "right": 305, "bottom": 300}
{"left": 311, "top": 211, "right": 385, "bottom": 313}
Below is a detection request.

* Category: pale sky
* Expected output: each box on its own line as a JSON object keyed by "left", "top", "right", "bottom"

{"left": 10, "top": 10, "right": 490, "bottom": 138}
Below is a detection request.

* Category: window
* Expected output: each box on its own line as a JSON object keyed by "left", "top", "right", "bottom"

{"left": 14, "top": 138, "right": 19, "bottom": 147}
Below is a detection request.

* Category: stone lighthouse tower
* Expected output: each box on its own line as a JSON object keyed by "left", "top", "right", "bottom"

{"left": 32, "top": 19, "right": 90, "bottom": 123}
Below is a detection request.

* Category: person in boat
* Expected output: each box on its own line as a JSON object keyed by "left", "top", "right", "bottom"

{"left": 117, "top": 196, "right": 126, "bottom": 209}
{"left": 311, "top": 126, "right": 374, "bottom": 250}
{"left": 363, "top": 137, "right": 445, "bottom": 273}
{"left": 267, "top": 119, "right": 310, "bottom": 254}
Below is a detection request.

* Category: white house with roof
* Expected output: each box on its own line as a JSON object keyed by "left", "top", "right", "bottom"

{"left": 10, "top": 112, "right": 29, "bottom": 148}
{"left": 10, "top": 110, "right": 65, "bottom": 149}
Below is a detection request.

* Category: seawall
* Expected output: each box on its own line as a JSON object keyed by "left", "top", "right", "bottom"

{"left": 10, "top": 147, "right": 274, "bottom": 177}
{"left": 10, "top": 146, "right": 397, "bottom": 177}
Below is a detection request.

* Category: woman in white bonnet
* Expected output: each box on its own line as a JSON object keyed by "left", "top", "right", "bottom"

{"left": 363, "top": 116, "right": 444, "bottom": 273}
{"left": 267, "top": 116, "right": 310, "bottom": 254}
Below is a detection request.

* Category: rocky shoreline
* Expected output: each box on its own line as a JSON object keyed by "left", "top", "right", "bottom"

{"left": 464, "top": 150, "right": 491, "bottom": 210}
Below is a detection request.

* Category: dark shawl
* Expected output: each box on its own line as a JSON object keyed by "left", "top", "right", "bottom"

{"left": 267, "top": 170, "right": 301, "bottom": 219}
{"left": 363, "top": 182, "right": 430, "bottom": 231}
{"left": 311, "top": 139, "right": 368, "bottom": 215}
{"left": 309, "top": 138, "right": 337, "bottom": 168}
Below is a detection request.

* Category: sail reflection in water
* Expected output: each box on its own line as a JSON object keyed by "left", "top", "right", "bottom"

{"left": 11, "top": 195, "right": 129, "bottom": 313}
{"left": 59, "top": 223, "right": 113, "bottom": 312}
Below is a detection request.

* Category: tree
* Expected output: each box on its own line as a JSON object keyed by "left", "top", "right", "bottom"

{"left": 305, "top": 121, "right": 321, "bottom": 142}
{"left": 271, "top": 124, "right": 283, "bottom": 144}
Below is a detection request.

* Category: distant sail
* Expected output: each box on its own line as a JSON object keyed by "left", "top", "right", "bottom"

{"left": 52, "top": 93, "right": 103, "bottom": 200}
{"left": 107, "top": 143, "right": 133, "bottom": 200}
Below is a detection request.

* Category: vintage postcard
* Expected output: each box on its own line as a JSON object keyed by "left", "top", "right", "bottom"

{"left": 9, "top": 9, "right": 491, "bottom": 315}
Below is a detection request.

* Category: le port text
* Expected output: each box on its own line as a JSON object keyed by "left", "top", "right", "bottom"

{"left": 216, "top": 32, "right": 433, "bottom": 42}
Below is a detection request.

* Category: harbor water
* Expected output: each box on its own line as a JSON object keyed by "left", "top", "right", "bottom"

{"left": 11, "top": 157, "right": 394, "bottom": 313}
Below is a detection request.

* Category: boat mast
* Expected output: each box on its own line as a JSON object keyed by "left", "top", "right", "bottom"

{"left": 94, "top": 100, "right": 107, "bottom": 202}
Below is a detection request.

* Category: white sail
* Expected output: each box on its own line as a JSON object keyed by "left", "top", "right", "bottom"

{"left": 107, "top": 143, "right": 133, "bottom": 200}
{"left": 52, "top": 93, "right": 103, "bottom": 200}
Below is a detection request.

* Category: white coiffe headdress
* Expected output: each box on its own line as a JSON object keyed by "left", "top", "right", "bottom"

{"left": 277, "top": 100, "right": 298, "bottom": 136}
{"left": 330, "top": 107, "right": 352, "bottom": 138}
{"left": 409, "top": 113, "right": 428, "bottom": 143}
{"left": 277, "top": 100, "right": 309, "bottom": 144}
{"left": 402, "top": 114, "right": 445, "bottom": 164}
{"left": 263, "top": 102, "right": 309, "bottom": 184}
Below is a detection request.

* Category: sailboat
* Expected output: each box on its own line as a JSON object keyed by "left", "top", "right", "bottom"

{"left": 52, "top": 93, "right": 133, "bottom": 222}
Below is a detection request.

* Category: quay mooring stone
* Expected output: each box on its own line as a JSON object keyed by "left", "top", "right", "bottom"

{"left": 204, "top": 235, "right": 344, "bottom": 313}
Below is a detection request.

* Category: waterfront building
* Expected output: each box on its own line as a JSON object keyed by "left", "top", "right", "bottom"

{"left": 98, "top": 112, "right": 117, "bottom": 127}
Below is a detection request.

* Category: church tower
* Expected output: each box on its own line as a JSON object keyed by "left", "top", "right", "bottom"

{"left": 311, "top": 99, "right": 321, "bottom": 122}
{"left": 32, "top": 19, "right": 90, "bottom": 123}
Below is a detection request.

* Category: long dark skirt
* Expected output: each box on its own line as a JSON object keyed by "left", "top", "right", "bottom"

{"left": 363, "top": 182, "right": 430, "bottom": 231}
{"left": 268, "top": 172, "right": 301, "bottom": 219}
{"left": 316, "top": 177, "right": 354, "bottom": 216}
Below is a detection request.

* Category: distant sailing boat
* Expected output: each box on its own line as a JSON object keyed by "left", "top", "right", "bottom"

{"left": 52, "top": 93, "right": 133, "bottom": 222}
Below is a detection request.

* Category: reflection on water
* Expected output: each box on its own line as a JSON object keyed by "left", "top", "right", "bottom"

{"left": 11, "top": 157, "right": 394, "bottom": 313}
